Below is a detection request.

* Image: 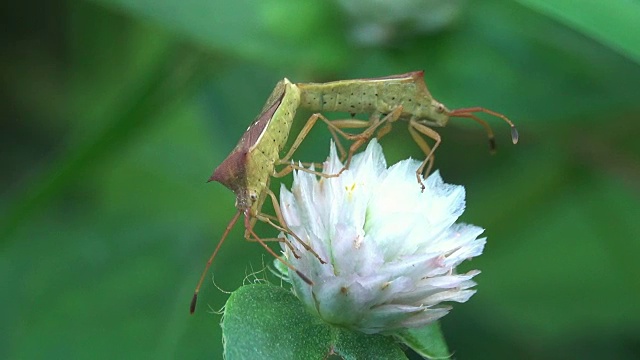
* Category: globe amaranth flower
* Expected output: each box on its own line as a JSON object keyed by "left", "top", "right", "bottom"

{"left": 277, "top": 139, "right": 485, "bottom": 334}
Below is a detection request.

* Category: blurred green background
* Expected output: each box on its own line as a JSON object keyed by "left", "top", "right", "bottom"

{"left": 2, "top": 0, "right": 639, "bottom": 358}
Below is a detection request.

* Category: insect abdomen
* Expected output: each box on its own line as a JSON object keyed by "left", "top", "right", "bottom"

{"left": 299, "top": 81, "right": 382, "bottom": 114}
{"left": 298, "top": 73, "right": 425, "bottom": 116}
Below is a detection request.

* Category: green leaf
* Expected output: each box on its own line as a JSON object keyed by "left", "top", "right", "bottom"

{"left": 222, "top": 284, "right": 407, "bottom": 360}
{"left": 89, "top": 0, "right": 348, "bottom": 71}
{"left": 0, "top": 46, "right": 210, "bottom": 240}
{"left": 394, "top": 323, "right": 450, "bottom": 359}
{"left": 515, "top": 0, "right": 640, "bottom": 65}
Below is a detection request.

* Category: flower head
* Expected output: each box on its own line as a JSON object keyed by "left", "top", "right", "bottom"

{"left": 278, "top": 140, "right": 485, "bottom": 334}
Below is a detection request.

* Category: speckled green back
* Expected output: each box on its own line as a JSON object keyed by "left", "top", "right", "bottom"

{"left": 246, "top": 79, "right": 301, "bottom": 215}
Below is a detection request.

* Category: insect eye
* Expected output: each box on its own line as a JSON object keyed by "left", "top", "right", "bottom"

{"left": 435, "top": 103, "right": 445, "bottom": 113}
{"left": 249, "top": 192, "right": 258, "bottom": 201}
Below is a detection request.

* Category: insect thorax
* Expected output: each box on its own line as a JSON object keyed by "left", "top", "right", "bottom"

{"left": 244, "top": 79, "right": 300, "bottom": 212}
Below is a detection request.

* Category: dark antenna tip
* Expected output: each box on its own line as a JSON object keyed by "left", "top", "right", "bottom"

{"left": 488, "top": 137, "right": 497, "bottom": 154}
{"left": 190, "top": 293, "right": 198, "bottom": 314}
{"left": 296, "top": 270, "right": 314, "bottom": 286}
{"left": 511, "top": 126, "right": 519, "bottom": 144}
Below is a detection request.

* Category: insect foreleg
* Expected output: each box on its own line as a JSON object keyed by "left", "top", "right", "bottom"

{"left": 243, "top": 233, "right": 300, "bottom": 259}
{"left": 255, "top": 188, "right": 326, "bottom": 264}
{"left": 273, "top": 160, "right": 330, "bottom": 178}
{"left": 278, "top": 111, "right": 348, "bottom": 167}
{"left": 274, "top": 112, "right": 353, "bottom": 178}
{"left": 408, "top": 119, "right": 441, "bottom": 191}
{"left": 274, "top": 162, "right": 340, "bottom": 179}
{"left": 244, "top": 223, "right": 313, "bottom": 285}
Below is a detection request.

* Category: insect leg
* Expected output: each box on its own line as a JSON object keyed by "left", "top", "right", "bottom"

{"left": 274, "top": 112, "right": 370, "bottom": 178}
{"left": 244, "top": 220, "right": 313, "bottom": 285}
{"left": 327, "top": 125, "right": 348, "bottom": 160}
{"left": 328, "top": 113, "right": 396, "bottom": 159}
{"left": 274, "top": 163, "right": 340, "bottom": 179}
{"left": 336, "top": 106, "right": 404, "bottom": 173}
{"left": 277, "top": 109, "right": 402, "bottom": 179}
{"left": 191, "top": 210, "right": 242, "bottom": 314}
{"left": 320, "top": 117, "right": 374, "bottom": 162}
{"left": 261, "top": 188, "right": 326, "bottom": 264}
{"left": 252, "top": 212, "right": 309, "bottom": 260}
{"left": 242, "top": 192, "right": 297, "bottom": 255}
{"left": 243, "top": 231, "right": 300, "bottom": 259}
{"left": 243, "top": 192, "right": 314, "bottom": 262}
{"left": 408, "top": 119, "right": 442, "bottom": 191}
{"left": 376, "top": 121, "right": 394, "bottom": 140}
{"left": 278, "top": 112, "right": 348, "bottom": 168}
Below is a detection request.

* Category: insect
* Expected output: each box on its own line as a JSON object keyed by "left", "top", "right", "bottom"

{"left": 190, "top": 78, "right": 351, "bottom": 314}
{"left": 192, "top": 71, "right": 518, "bottom": 313}
{"left": 296, "top": 71, "right": 519, "bottom": 189}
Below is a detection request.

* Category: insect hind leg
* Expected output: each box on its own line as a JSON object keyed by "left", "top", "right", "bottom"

{"left": 408, "top": 119, "right": 441, "bottom": 191}
{"left": 322, "top": 106, "right": 404, "bottom": 176}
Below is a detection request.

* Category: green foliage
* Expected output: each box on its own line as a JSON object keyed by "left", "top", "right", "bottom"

{"left": 90, "top": 0, "right": 348, "bottom": 71}
{"left": 394, "top": 324, "right": 450, "bottom": 359}
{"left": 222, "top": 284, "right": 408, "bottom": 359}
{"left": 2, "top": 0, "right": 639, "bottom": 359}
{"left": 516, "top": 0, "right": 640, "bottom": 65}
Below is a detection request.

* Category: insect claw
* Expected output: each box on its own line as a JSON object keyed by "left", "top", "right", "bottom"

{"left": 416, "top": 173, "right": 426, "bottom": 192}
{"left": 489, "top": 137, "right": 497, "bottom": 154}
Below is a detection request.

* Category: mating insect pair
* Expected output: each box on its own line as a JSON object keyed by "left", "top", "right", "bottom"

{"left": 190, "top": 71, "right": 518, "bottom": 313}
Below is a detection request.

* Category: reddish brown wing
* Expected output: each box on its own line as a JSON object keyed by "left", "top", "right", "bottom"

{"left": 209, "top": 86, "right": 285, "bottom": 194}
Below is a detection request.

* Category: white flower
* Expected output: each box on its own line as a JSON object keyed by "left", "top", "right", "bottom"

{"left": 278, "top": 140, "right": 485, "bottom": 334}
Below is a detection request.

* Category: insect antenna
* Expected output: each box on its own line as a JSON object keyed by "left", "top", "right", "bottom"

{"left": 190, "top": 210, "right": 242, "bottom": 314}
{"left": 448, "top": 107, "right": 519, "bottom": 151}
